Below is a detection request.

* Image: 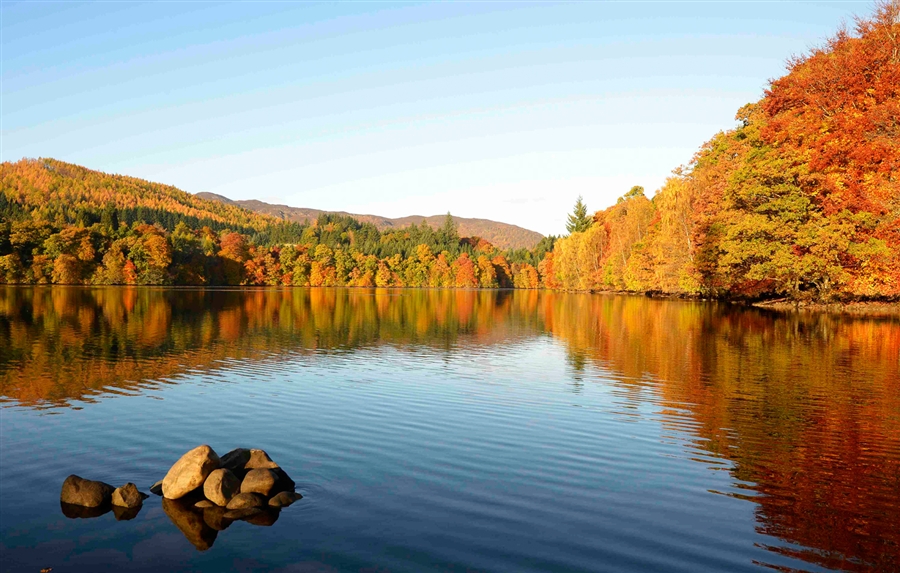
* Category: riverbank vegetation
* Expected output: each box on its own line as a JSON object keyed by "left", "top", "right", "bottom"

{"left": 1, "top": 3, "right": 897, "bottom": 301}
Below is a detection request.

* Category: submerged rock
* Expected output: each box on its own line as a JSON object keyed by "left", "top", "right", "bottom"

{"left": 225, "top": 492, "right": 266, "bottom": 510}
{"left": 111, "top": 483, "right": 145, "bottom": 508}
{"left": 240, "top": 469, "right": 278, "bottom": 497}
{"left": 162, "top": 445, "right": 221, "bottom": 500}
{"left": 204, "top": 468, "right": 240, "bottom": 507}
{"left": 149, "top": 480, "right": 163, "bottom": 496}
{"left": 162, "top": 498, "right": 218, "bottom": 551}
{"left": 268, "top": 491, "right": 303, "bottom": 508}
{"left": 194, "top": 499, "right": 216, "bottom": 509}
{"left": 60, "top": 475, "right": 114, "bottom": 508}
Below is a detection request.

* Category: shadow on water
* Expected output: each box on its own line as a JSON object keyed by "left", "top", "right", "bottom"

{"left": 3, "top": 286, "right": 900, "bottom": 571}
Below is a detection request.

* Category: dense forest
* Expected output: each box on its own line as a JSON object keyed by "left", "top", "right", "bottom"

{"left": 0, "top": 3, "right": 897, "bottom": 300}
{"left": 0, "top": 158, "right": 554, "bottom": 288}
{"left": 549, "top": 3, "right": 899, "bottom": 301}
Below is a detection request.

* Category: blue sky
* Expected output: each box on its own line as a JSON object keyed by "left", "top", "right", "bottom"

{"left": 1, "top": 1, "right": 867, "bottom": 235}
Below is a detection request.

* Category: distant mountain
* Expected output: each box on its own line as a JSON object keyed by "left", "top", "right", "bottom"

{"left": 195, "top": 192, "right": 545, "bottom": 250}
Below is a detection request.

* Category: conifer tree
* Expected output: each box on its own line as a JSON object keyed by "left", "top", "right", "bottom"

{"left": 566, "top": 196, "right": 591, "bottom": 234}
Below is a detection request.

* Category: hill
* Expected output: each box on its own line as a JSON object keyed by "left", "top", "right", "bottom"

{"left": 195, "top": 192, "right": 544, "bottom": 250}
{"left": 0, "top": 158, "right": 304, "bottom": 242}
{"left": 1, "top": 158, "right": 547, "bottom": 288}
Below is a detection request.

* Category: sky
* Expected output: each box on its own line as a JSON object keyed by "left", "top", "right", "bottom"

{"left": 1, "top": 1, "right": 870, "bottom": 236}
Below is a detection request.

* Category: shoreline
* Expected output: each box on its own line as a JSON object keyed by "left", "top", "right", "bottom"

{"left": 4, "top": 283, "right": 899, "bottom": 315}
{"left": 749, "top": 299, "right": 900, "bottom": 316}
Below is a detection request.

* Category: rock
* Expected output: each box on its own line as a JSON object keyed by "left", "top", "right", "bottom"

{"left": 272, "top": 467, "right": 296, "bottom": 493}
{"left": 223, "top": 507, "right": 262, "bottom": 521}
{"left": 194, "top": 499, "right": 216, "bottom": 508}
{"left": 245, "top": 449, "right": 279, "bottom": 469}
{"left": 220, "top": 448, "right": 251, "bottom": 473}
{"left": 162, "top": 498, "right": 218, "bottom": 551}
{"left": 202, "top": 506, "right": 232, "bottom": 531}
{"left": 162, "top": 445, "right": 221, "bottom": 500}
{"left": 240, "top": 469, "right": 278, "bottom": 497}
{"left": 268, "top": 491, "right": 303, "bottom": 508}
{"left": 112, "top": 505, "right": 142, "bottom": 521}
{"left": 245, "top": 508, "right": 280, "bottom": 527}
{"left": 60, "top": 501, "right": 110, "bottom": 519}
{"left": 203, "top": 468, "right": 240, "bottom": 507}
{"left": 60, "top": 475, "right": 114, "bottom": 507}
{"left": 111, "top": 483, "right": 144, "bottom": 508}
{"left": 225, "top": 492, "right": 266, "bottom": 510}
{"left": 149, "top": 480, "right": 163, "bottom": 496}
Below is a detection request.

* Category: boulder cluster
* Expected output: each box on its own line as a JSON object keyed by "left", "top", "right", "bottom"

{"left": 59, "top": 445, "right": 303, "bottom": 549}
{"left": 156, "top": 445, "right": 302, "bottom": 511}
{"left": 60, "top": 475, "right": 148, "bottom": 521}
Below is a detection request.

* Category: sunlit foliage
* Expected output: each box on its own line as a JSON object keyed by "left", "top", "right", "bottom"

{"left": 548, "top": 4, "right": 899, "bottom": 301}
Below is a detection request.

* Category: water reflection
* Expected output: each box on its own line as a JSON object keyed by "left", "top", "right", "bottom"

{"left": 2, "top": 286, "right": 899, "bottom": 571}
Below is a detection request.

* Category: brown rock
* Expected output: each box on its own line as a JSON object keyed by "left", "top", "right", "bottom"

{"left": 149, "top": 480, "right": 163, "bottom": 496}
{"left": 240, "top": 469, "right": 278, "bottom": 497}
{"left": 111, "top": 483, "right": 144, "bottom": 508}
{"left": 268, "top": 491, "right": 303, "bottom": 508}
{"left": 272, "top": 467, "right": 296, "bottom": 493}
{"left": 203, "top": 468, "right": 240, "bottom": 507}
{"left": 162, "top": 498, "right": 218, "bottom": 551}
{"left": 225, "top": 492, "right": 266, "bottom": 510}
{"left": 245, "top": 449, "right": 279, "bottom": 469}
{"left": 220, "top": 448, "right": 251, "bottom": 473}
{"left": 194, "top": 499, "right": 216, "bottom": 508}
{"left": 162, "top": 445, "right": 221, "bottom": 500}
{"left": 60, "top": 475, "right": 114, "bottom": 508}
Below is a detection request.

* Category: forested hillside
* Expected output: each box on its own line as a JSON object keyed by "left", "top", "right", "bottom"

{"left": 548, "top": 3, "right": 899, "bottom": 301}
{"left": 0, "top": 159, "right": 549, "bottom": 287}
{"left": 196, "top": 192, "right": 544, "bottom": 250}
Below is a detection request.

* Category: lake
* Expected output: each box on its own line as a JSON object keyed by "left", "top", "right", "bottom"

{"left": 1, "top": 287, "right": 898, "bottom": 573}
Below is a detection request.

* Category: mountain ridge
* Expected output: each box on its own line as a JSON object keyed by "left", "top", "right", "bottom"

{"left": 195, "top": 192, "right": 544, "bottom": 250}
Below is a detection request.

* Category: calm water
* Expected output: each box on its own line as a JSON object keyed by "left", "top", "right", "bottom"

{"left": 1, "top": 287, "right": 898, "bottom": 573}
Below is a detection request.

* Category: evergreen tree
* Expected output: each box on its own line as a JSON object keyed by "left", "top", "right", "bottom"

{"left": 437, "top": 212, "right": 459, "bottom": 250}
{"left": 566, "top": 196, "right": 591, "bottom": 234}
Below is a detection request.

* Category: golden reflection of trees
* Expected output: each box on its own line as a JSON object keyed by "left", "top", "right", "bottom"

{"left": 1, "top": 287, "right": 898, "bottom": 570}
{"left": 542, "top": 294, "right": 900, "bottom": 573}
{"left": 0, "top": 287, "right": 533, "bottom": 406}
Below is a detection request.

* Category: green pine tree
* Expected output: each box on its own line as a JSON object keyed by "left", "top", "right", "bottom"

{"left": 566, "top": 196, "right": 591, "bottom": 234}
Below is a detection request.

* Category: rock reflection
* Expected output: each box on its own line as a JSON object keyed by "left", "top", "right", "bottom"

{"left": 60, "top": 501, "right": 112, "bottom": 519}
{"left": 161, "top": 497, "right": 283, "bottom": 550}
{"left": 202, "top": 506, "right": 232, "bottom": 531}
{"left": 161, "top": 498, "right": 218, "bottom": 551}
